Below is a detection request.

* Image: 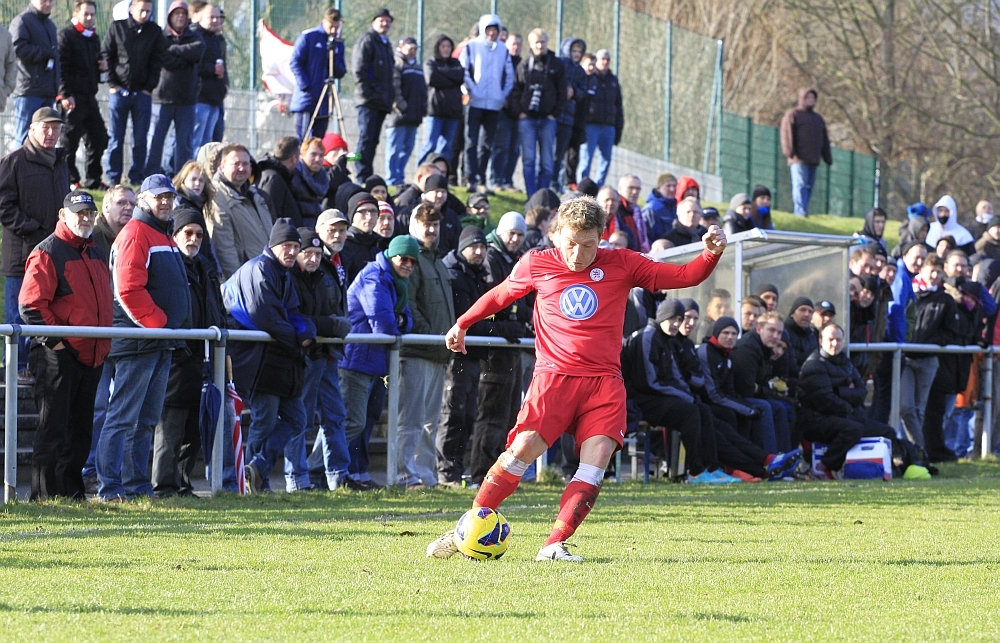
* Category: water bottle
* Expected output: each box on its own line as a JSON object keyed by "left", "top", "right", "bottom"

{"left": 346, "top": 151, "right": 362, "bottom": 162}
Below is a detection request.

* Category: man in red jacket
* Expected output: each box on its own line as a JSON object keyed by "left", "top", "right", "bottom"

{"left": 19, "top": 190, "right": 113, "bottom": 500}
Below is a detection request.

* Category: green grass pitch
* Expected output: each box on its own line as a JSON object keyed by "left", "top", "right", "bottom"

{"left": 2, "top": 460, "right": 1000, "bottom": 641}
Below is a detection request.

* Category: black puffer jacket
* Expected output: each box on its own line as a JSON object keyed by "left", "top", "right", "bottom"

{"left": 340, "top": 226, "right": 384, "bottom": 286}
{"left": 102, "top": 17, "right": 165, "bottom": 93}
{"left": 424, "top": 36, "right": 464, "bottom": 120}
{"left": 57, "top": 21, "right": 100, "bottom": 100}
{"left": 194, "top": 24, "right": 227, "bottom": 106}
{"left": 784, "top": 318, "right": 818, "bottom": 371}
{"left": 798, "top": 348, "right": 866, "bottom": 420}
{"left": 10, "top": 5, "right": 58, "bottom": 98}
{"left": 153, "top": 25, "right": 205, "bottom": 105}
{"left": 0, "top": 140, "right": 70, "bottom": 277}
{"left": 257, "top": 155, "right": 303, "bottom": 227}
{"left": 664, "top": 220, "right": 707, "bottom": 248}
{"left": 290, "top": 162, "right": 329, "bottom": 227}
{"left": 389, "top": 50, "right": 426, "bottom": 127}
{"left": 510, "top": 51, "right": 565, "bottom": 118}
{"left": 621, "top": 323, "right": 694, "bottom": 403}
{"left": 580, "top": 70, "right": 623, "bottom": 139}
{"left": 730, "top": 330, "right": 774, "bottom": 399}
{"left": 351, "top": 28, "right": 395, "bottom": 112}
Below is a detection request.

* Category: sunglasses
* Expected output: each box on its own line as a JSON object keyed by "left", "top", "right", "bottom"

{"left": 397, "top": 256, "right": 417, "bottom": 266}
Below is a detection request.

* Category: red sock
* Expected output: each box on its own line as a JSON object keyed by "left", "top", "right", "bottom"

{"left": 472, "top": 461, "right": 522, "bottom": 510}
{"left": 764, "top": 454, "right": 775, "bottom": 467}
{"left": 545, "top": 480, "right": 601, "bottom": 546}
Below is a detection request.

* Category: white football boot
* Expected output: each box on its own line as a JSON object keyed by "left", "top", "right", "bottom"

{"left": 535, "top": 541, "right": 584, "bottom": 563}
{"left": 426, "top": 529, "right": 459, "bottom": 558}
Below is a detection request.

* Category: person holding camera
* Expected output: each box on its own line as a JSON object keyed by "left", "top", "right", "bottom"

{"left": 511, "top": 29, "right": 565, "bottom": 197}
{"left": 290, "top": 7, "right": 346, "bottom": 140}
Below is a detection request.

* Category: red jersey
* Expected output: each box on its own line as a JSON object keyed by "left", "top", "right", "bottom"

{"left": 458, "top": 246, "right": 721, "bottom": 376}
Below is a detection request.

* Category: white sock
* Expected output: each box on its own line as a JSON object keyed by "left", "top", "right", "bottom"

{"left": 572, "top": 463, "right": 605, "bottom": 487}
{"left": 499, "top": 450, "right": 529, "bottom": 477}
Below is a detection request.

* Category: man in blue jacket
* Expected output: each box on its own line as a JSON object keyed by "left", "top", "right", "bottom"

{"left": 224, "top": 218, "right": 317, "bottom": 493}
{"left": 290, "top": 7, "right": 345, "bottom": 141}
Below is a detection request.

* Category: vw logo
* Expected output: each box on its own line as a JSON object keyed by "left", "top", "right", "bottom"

{"left": 559, "top": 285, "right": 599, "bottom": 320}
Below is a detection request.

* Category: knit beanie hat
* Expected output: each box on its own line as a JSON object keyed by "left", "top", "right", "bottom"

{"left": 789, "top": 296, "right": 814, "bottom": 314}
{"left": 458, "top": 226, "right": 487, "bottom": 252}
{"left": 754, "top": 283, "right": 779, "bottom": 297}
{"left": 577, "top": 177, "right": 599, "bottom": 197}
{"left": 170, "top": 207, "right": 205, "bottom": 234}
{"left": 751, "top": 184, "right": 771, "bottom": 201}
{"left": 712, "top": 316, "right": 739, "bottom": 338}
{"left": 348, "top": 191, "right": 378, "bottom": 220}
{"left": 680, "top": 298, "right": 699, "bottom": 314}
{"left": 269, "top": 218, "right": 301, "bottom": 247}
{"left": 364, "top": 175, "right": 387, "bottom": 192}
{"left": 298, "top": 227, "right": 323, "bottom": 250}
{"left": 386, "top": 235, "right": 420, "bottom": 259}
{"left": 423, "top": 173, "right": 449, "bottom": 192}
{"left": 655, "top": 298, "right": 686, "bottom": 324}
{"left": 497, "top": 211, "right": 526, "bottom": 235}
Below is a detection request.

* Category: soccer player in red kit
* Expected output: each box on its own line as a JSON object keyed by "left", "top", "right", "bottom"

{"left": 427, "top": 197, "right": 726, "bottom": 562}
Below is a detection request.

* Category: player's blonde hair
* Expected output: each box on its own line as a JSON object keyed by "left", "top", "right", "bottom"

{"left": 756, "top": 311, "right": 784, "bottom": 327}
{"left": 553, "top": 197, "right": 606, "bottom": 234}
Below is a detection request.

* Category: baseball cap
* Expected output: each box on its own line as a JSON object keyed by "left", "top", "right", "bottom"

{"left": 373, "top": 7, "right": 394, "bottom": 21}
{"left": 139, "top": 174, "right": 177, "bottom": 196}
{"left": 317, "top": 209, "right": 349, "bottom": 226}
{"left": 63, "top": 190, "right": 97, "bottom": 213}
{"left": 816, "top": 300, "right": 837, "bottom": 314}
{"left": 32, "top": 107, "right": 63, "bottom": 124}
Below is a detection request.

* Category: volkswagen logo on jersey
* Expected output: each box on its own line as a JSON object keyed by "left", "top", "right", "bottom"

{"left": 560, "top": 285, "right": 599, "bottom": 320}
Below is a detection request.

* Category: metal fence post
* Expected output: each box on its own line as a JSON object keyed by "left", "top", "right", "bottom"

{"left": 613, "top": 1, "right": 620, "bottom": 76}
{"left": 982, "top": 348, "right": 993, "bottom": 459}
{"left": 714, "top": 40, "right": 723, "bottom": 177}
{"left": 491, "top": 0, "right": 498, "bottom": 16}
{"left": 248, "top": 0, "right": 258, "bottom": 154}
{"left": 211, "top": 330, "right": 228, "bottom": 495}
{"left": 663, "top": 21, "right": 672, "bottom": 163}
{"left": 416, "top": 0, "right": 424, "bottom": 63}
{"left": 4, "top": 328, "right": 18, "bottom": 503}
{"left": 556, "top": 0, "right": 563, "bottom": 48}
{"left": 889, "top": 347, "right": 902, "bottom": 430}
{"left": 703, "top": 40, "right": 722, "bottom": 176}
{"left": 386, "top": 337, "right": 401, "bottom": 486}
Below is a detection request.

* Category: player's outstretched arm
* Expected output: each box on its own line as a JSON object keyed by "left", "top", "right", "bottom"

{"left": 702, "top": 225, "right": 727, "bottom": 255}
{"left": 446, "top": 323, "right": 467, "bottom": 354}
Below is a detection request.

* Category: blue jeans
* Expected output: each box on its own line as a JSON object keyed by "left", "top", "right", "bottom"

{"left": 106, "top": 90, "right": 152, "bottom": 185}
{"left": 246, "top": 390, "right": 306, "bottom": 491}
{"left": 519, "top": 116, "right": 556, "bottom": 197}
{"left": 745, "top": 397, "right": 776, "bottom": 452}
{"left": 385, "top": 125, "right": 418, "bottom": 186}
{"left": 97, "top": 350, "right": 172, "bottom": 500}
{"left": 578, "top": 123, "right": 615, "bottom": 187}
{"left": 283, "top": 358, "right": 324, "bottom": 492}
{"left": 790, "top": 162, "right": 818, "bottom": 216}
{"left": 354, "top": 104, "right": 387, "bottom": 181}
{"left": 418, "top": 116, "right": 459, "bottom": 166}
{"left": 491, "top": 113, "right": 519, "bottom": 188}
{"left": 899, "top": 355, "right": 939, "bottom": 447}
{"left": 944, "top": 404, "right": 974, "bottom": 458}
{"left": 343, "top": 369, "right": 385, "bottom": 482}
{"left": 294, "top": 110, "right": 329, "bottom": 141}
{"left": 13, "top": 95, "right": 52, "bottom": 146}
{"left": 553, "top": 121, "right": 573, "bottom": 191}
{"left": 147, "top": 103, "right": 196, "bottom": 176}
{"left": 464, "top": 106, "right": 499, "bottom": 187}
{"left": 212, "top": 102, "right": 225, "bottom": 141}
{"left": 305, "top": 357, "right": 350, "bottom": 489}
{"left": 3, "top": 276, "right": 27, "bottom": 372}
{"left": 82, "top": 360, "right": 114, "bottom": 479}
{"left": 192, "top": 103, "right": 222, "bottom": 150}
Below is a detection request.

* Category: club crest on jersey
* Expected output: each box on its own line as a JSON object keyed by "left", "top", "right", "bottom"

{"left": 590, "top": 267, "right": 604, "bottom": 281}
{"left": 560, "top": 284, "right": 599, "bottom": 320}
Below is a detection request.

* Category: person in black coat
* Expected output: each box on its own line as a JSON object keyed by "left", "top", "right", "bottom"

{"left": 146, "top": 1, "right": 205, "bottom": 177}
{"left": 785, "top": 296, "right": 818, "bottom": 371}
{"left": 192, "top": 4, "right": 227, "bottom": 149}
{"left": 665, "top": 197, "right": 708, "bottom": 248}
{"left": 10, "top": 0, "right": 59, "bottom": 146}
{"left": 576, "top": 49, "right": 623, "bottom": 187}
{"left": 436, "top": 226, "right": 523, "bottom": 486}
{"left": 57, "top": 1, "right": 108, "bottom": 189}
{"left": 351, "top": 8, "right": 396, "bottom": 181}
{"left": 730, "top": 312, "right": 793, "bottom": 453}
{"left": 418, "top": 34, "right": 464, "bottom": 166}
{"left": 257, "top": 136, "right": 304, "bottom": 227}
{"left": 798, "top": 324, "right": 897, "bottom": 477}
{"left": 151, "top": 208, "right": 223, "bottom": 497}
{"left": 722, "top": 193, "right": 755, "bottom": 237}
{"left": 290, "top": 136, "right": 331, "bottom": 228}
{"left": 285, "top": 226, "right": 352, "bottom": 492}
{"left": 338, "top": 191, "right": 385, "bottom": 286}
{"left": 385, "top": 37, "right": 426, "bottom": 187}
{"left": 510, "top": 29, "right": 565, "bottom": 196}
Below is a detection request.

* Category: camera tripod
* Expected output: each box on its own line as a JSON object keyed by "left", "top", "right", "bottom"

{"left": 307, "top": 35, "right": 347, "bottom": 136}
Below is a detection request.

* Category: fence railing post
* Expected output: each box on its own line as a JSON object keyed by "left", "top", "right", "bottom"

{"left": 983, "top": 348, "right": 993, "bottom": 459}
{"left": 211, "top": 329, "right": 228, "bottom": 495}
{"left": 4, "top": 328, "right": 18, "bottom": 503}
{"left": 386, "top": 337, "right": 401, "bottom": 487}
{"left": 663, "top": 21, "right": 672, "bottom": 163}
{"left": 889, "top": 347, "right": 902, "bottom": 431}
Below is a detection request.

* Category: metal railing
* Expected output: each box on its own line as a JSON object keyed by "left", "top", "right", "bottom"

{"left": 0, "top": 324, "right": 532, "bottom": 503}
{"left": 849, "top": 343, "right": 995, "bottom": 458}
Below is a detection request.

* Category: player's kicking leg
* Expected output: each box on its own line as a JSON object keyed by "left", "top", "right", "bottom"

{"left": 426, "top": 431, "right": 549, "bottom": 558}
{"left": 535, "top": 434, "right": 617, "bottom": 563}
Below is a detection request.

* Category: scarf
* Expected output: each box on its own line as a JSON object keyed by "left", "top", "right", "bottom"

{"left": 392, "top": 269, "right": 409, "bottom": 314}
{"left": 296, "top": 160, "right": 331, "bottom": 197}
{"left": 912, "top": 274, "right": 937, "bottom": 293}
{"left": 24, "top": 137, "right": 56, "bottom": 168}
{"left": 72, "top": 18, "right": 95, "bottom": 38}
{"left": 487, "top": 230, "right": 515, "bottom": 262}
{"left": 708, "top": 335, "right": 732, "bottom": 357}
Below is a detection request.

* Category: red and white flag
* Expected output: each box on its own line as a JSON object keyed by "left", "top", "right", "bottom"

{"left": 228, "top": 383, "right": 246, "bottom": 495}
{"left": 259, "top": 20, "right": 295, "bottom": 112}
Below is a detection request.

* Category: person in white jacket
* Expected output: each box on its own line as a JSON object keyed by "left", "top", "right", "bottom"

{"left": 925, "top": 195, "right": 975, "bottom": 255}
{"left": 459, "top": 14, "right": 513, "bottom": 192}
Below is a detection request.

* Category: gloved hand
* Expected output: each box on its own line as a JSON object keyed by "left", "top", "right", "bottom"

{"left": 329, "top": 315, "right": 352, "bottom": 339}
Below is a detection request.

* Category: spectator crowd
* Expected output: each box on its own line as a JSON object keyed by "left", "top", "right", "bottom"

{"left": 3, "top": 2, "right": 999, "bottom": 502}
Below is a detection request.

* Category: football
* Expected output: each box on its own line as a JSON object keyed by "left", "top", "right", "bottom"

{"left": 453, "top": 507, "right": 511, "bottom": 560}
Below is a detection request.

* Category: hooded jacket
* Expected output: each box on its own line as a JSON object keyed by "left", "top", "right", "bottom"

{"left": 892, "top": 216, "right": 929, "bottom": 258}
{"left": 779, "top": 87, "right": 832, "bottom": 166}
{"left": 722, "top": 193, "right": 755, "bottom": 237}
{"left": 10, "top": 5, "right": 59, "bottom": 98}
{"left": 556, "top": 37, "right": 586, "bottom": 126}
{"left": 459, "top": 14, "right": 514, "bottom": 111}
{"left": 641, "top": 188, "right": 676, "bottom": 241}
{"left": 341, "top": 250, "right": 412, "bottom": 376}
{"left": 289, "top": 23, "right": 346, "bottom": 114}
{"left": 424, "top": 35, "right": 464, "bottom": 119}
{"left": 674, "top": 176, "right": 700, "bottom": 202}
{"left": 389, "top": 48, "right": 427, "bottom": 127}
{"left": 351, "top": 27, "right": 395, "bottom": 113}
{"left": 855, "top": 207, "right": 888, "bottom": 256}
{"left": 925, "top": 195, "right": 975, "bottom": 250}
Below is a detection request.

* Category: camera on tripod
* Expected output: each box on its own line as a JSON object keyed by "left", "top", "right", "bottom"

{"left": 528, "top": 84, "right": 543, "bottom": 113}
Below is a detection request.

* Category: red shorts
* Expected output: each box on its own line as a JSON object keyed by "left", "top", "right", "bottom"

{"left": 506, "top": 373, "right": 628, "bottom": 453}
